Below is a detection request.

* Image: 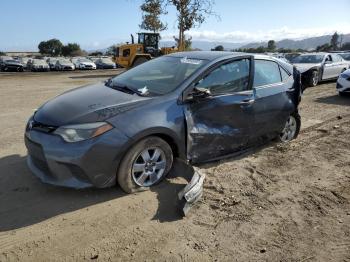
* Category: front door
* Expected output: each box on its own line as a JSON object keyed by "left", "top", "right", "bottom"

{"left": 184, "top": 58, "right": 256, "bottom": 163}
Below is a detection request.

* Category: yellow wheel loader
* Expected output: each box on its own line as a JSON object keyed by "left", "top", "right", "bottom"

{"left": 115, "top": 33, "right": 182, "bottom": 69}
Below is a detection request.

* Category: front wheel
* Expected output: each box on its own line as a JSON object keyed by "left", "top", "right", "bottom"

{"left": 308, "top": 70, "right": 319, "bottom": 87}
{"left": 278, "top": 113, "right": 301, "bottom": 142}
{"left": 117, "top": 136, "right": 173, "bottom": 193}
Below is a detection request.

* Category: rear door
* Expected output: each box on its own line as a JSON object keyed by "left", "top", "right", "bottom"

{"left": 251, "top": 59, "right": 295, "bottom": 140}
{"left": 331, "top": 54, "right": 347, "bottom": 76}
{"left": 322, "top": 55, "right": 335, "bottom": 80}
{"left": 184, "top": 57, "right": 256, "bottom": 163}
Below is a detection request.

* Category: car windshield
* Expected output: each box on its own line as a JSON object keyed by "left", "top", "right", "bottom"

{"left": 292, "top": 55, "right": 324, "bottom": 63}
{"left": 5, "top": 60, "right": 17, "bottom": 63}
{"left": 33, "top": 59, "right": 46, "bottom": 64}
{"left": 79, "top": 58, "right": 91, "bottom": 62}
{"left": 339, "top": 53, "right": 350, "bottom": 61}
{"left": 110, "top": 56, "right": 207, "bottom": 96}
{"left": 101, "top": 58, "right": 113, "bottom": 63}
{"left": 58, "top": 59, "right": 71, "bottom": 63}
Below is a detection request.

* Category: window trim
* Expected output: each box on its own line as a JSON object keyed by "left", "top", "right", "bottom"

{"left": 253, "top": 59, "right": 283, "bottom": 88}
{"left": 183, "top": 56, "right": 254, "bottom": 99}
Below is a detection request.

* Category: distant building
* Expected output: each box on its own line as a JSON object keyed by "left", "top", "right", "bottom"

{"left": 5, "top": 51, "right": 40, "bottom": 57}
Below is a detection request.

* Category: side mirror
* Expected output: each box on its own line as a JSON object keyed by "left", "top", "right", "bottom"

{"left": 192, "top": 87, "right": 211, "bottom": 99}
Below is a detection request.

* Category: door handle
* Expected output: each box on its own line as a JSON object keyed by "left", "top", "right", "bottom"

{"left": 239, "top": 98, "right": 255, "bottom": 105}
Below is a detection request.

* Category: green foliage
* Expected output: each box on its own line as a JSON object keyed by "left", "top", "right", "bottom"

{"left": 61, "top": 43, "right": 83, "bottom": 56}
{"left": 168, "top": 0, "right": 215, "bottom": 48}
{"left": 212, "top": 45, "right": 224, "bottom": 51}
{"left": 341, "top": 42, "right": 350, "bottom": 51}
{"left": 234, "top": 46, "right": 307, "bottom": 54}
{"left": 0, "top": 51, "right": 6, "bottom": 56}
{"left": 330, "top": 32, "right": 339, "bottom": 51}
{"left": 316, "top": 43, "right": 331, "bottom": 52}
{"left": 267, "top": 40, "right": 276, "bottom": 51}
{"left": 140, "top": 0, "right": 167, "bottom": 32}
{"left": 38, "top": 39, "right": 63, "bottom": 56}
{"left": 105, "top": 45, "right": 119, "bottom": 56}
{"left": 173, "top": 35, "right": 193, "bottom": 50}
{"left": 89, "top": 51, "right": 103, "bottom": 56}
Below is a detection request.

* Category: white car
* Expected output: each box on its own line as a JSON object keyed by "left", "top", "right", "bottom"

{"left": 75, "top": 58, "right": 96, "bottom": 70}
{"left": 292, "top": 53, "right": 348, "bottom": 87}
{"left": 55, "top": 58, "right": 75, "bottom": 71}
{"left": 337, "top": 69, "right": 350, "bottom": 96}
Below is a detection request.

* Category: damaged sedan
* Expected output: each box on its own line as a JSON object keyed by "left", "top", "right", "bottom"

{"left": 292, "top": 53, "right": 348, "bottom": 87}
{"left": 25, "top": 52, "right": 302, "bottom": 193}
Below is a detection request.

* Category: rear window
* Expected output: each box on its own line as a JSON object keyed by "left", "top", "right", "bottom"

{"left": 253, "top": 60, "right": 282, "bottom": 87}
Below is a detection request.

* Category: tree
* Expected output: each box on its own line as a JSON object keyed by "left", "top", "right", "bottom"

{"left": 105, "top": 45, "right": 119, "bottom": 56}
{"left": 330, "top": 32, "right": 340, "bottom": 51}
{"left": 167, "top": 0, "right": 215, "bottom": 49}
{"left": 0, "top": 51, "right": 6, "bottom": 56}
{"left": 61, "top": 43, "right": 83, "bottom": 56}
{"left": 173, "top": 35, "right": 192, "bottom": 50}
{"left": 38, "top": 39, "right": 63, "bottom": 56}
{"left": 212, "top": 45, "right": 224, "bottom": 51}
{"left": 89, "top": 51, "right": 104, "bottom": 56}
{"left": 341, "top": 42, "right": 350, "bottom": 51}
{"left": 316, "top": 43, "right": 331, "bottom": 52}
{"left": 140, "top": 0, "right": 167, "bottom": 32}
{"left": 267, "top": 40, "right": 276, "bottom": 51}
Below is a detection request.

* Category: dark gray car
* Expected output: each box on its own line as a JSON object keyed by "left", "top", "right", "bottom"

{"left": 25, "top": 51, "right": 302, "bottom": 193}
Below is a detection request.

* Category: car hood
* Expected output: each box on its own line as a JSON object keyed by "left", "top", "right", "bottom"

{"left": 5, "top": 61, "right": 22, "bottom": 66}
{"left": 60, "top": 63, "right": 74, "bottom": 66}
{"left": 80, "top": 62, "right": 95, "bottom": 66}
{"left": 34, "top": 82, "right": 151, "bottom": 126}
{"left": 293, "top": 63, "right": 321, "bottom": 73}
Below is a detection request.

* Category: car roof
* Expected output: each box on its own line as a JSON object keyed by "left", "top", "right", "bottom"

{"left": 166, "top": 51, "right": 284, "bottom": 63}
{"left": 166, "top": 51, "right": 247, "bottom": 61}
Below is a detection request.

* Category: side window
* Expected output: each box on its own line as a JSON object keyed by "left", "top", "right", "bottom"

{"left": 122, "top": 49, "right": 130, "bottom": 57}
{"left": 253, "top": 60, "right": 282, "bottom": 87}
{"left": 325, "top": 55, "right": 332, "bottom": 62}
{"left": 280, "top": 66, "right": 290, "bottom": 81}
{"left": 195, "top": 59, "right": 250, "bottom": 95}
{"left": 331, "top": 54, "right": 341, "bottom": 62}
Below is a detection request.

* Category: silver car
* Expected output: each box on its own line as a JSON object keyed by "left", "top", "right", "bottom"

{"left": 336, "top": 69, "right": 350, "bottom": 96}
{"left": 55, "top": 58, "right": 75, "bottom": 71}
{"left": 292, "top": 53, "right": 349, "bottom": 87}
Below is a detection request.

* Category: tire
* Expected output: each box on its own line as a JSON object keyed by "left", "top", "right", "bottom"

{"left": 277, "top": 112, "right": 301, "bottom": 142}
{"left": 339, "top": 92, "right": 348, "bottom": 97}
{"left": 308, "top": 70, "right": 319, "bottom": 87}
{"left": 117, "top": 136, "right": 173, "bottom": 193}
{"left": 132, "top": 57, "right": 148, "bottom": 68}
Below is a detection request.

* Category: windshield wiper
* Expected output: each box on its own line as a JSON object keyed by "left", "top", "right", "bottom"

{"left": 105, "top": 80, "right": 141, "bottom": 96}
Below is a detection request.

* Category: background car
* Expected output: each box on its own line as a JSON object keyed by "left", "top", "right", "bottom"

{"left": 19, "top": 57, "right": 32, "bottom": 70}
{"left": 55, "top": 58, "right": 75, "bottom": 71}
{"left": 27, "top": 59, "right": 50, "bottom": 72}
{"left": 95, "top": 57, "right": 116, "bottom": 69}
{"left": 0, "top": 59, "right": 24, "bottom": 72}
{"left": 75, "top": 58, "right": 96, "bottom": 70}
{"left": 291, "top": 53, "right": 349, "bottom": 87}
{"left": 46, "top": 58, "right": 59, "bottom": 70}
{"left": 0, "top": 56, "right": 13, "bottom": 68}
{"left": 336, "top": 69, "right": 350, "bottom": 96}
{"left": 25, "top": 51, "right": 301, "bottom": 193}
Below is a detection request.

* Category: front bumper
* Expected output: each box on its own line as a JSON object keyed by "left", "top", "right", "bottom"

{"left": 25, "top": 127, "right": 130, "bottom": 189}
{"left": 337, "top": 77, "right": 350, "bottom": 93}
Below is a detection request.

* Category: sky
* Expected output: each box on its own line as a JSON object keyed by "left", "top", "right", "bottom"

{"left": 1, "top": 0, "right": 350, "bottom": 51}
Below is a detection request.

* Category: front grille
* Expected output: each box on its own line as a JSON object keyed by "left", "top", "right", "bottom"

{"left": 31, "top": 155, "right": 50, "bottom": 174}
{"left": 27, "top": 120, "right": 57, "bottom": 133}
{"left": 25, "top": 137, "right": 51, "bottom": 175}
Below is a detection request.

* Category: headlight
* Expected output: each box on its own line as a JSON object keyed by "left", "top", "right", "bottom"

{"left": 54, "top": 122, "right": 113, "bottom": 142}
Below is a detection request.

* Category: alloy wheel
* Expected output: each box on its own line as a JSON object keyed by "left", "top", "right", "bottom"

{"left": 132, "top": 147, "right": 167, "bottom": 187}
{"left": 280, "top": 115, "right": 297, "bottom": 142}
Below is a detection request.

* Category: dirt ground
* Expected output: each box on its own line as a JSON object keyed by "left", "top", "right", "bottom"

{"left": 0, "top": 70, "right": 349, "bottom": 262}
